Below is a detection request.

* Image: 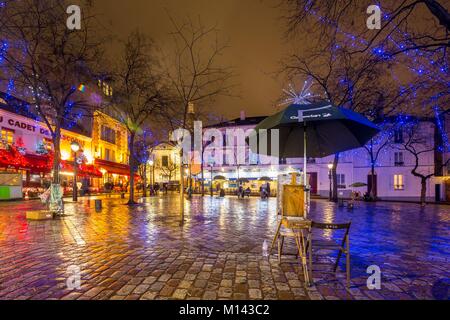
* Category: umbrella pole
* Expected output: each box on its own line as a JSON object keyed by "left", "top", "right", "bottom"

{"left": 303, "top": 120, "right": 308, "bottom": 218}
{"left": 303, "top": 121, "right": 307, "bottom": 186}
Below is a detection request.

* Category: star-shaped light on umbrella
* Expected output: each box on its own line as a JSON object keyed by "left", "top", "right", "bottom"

{"left": 280, "top": 79, "right": 321, "bottom": 106}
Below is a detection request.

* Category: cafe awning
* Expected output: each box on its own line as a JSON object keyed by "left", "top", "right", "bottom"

{"left": 24, "top": 153, "right": 52, "bottom": 173}
{"left": 95, "top": 158, "right": 133, "bottom": 176}
{"left": 61, "top": 160, "right": 103, "bottom": 178}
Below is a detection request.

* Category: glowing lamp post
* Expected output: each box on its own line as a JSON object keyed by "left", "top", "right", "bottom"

{"left": 327, "top": 162, "right": 334, "bottom": 201}
{"left": 71, "top": 141, "right": 80, "bottom": 202}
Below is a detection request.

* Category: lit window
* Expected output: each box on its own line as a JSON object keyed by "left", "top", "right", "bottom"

{"left": 105, "top": 148, "right": 111, "bottom": 161}
{"left": 98, "top": 80, "right": 113, "bottom": 97}
{"left": 1, "top": 128, "right": 14, "bottom": 145}
{"left": 394, "top": 175, "right": 404, "bottom": 190}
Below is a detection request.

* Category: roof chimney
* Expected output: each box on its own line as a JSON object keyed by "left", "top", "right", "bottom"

{"left": 240, "top": 110, "right": 246, "bottom": 121}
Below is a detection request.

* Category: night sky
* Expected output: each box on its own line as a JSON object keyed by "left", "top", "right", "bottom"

{"left": 94, "top": 0, "right": 289, "bottom": 120}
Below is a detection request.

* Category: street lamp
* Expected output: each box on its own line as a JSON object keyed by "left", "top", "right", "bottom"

{"left": 71, "top": 141, "right": 80, "bottom": 202}
{"left": 327, "top": 162, "right": 334, "bottom": 201}
{"left": 201, "top": 137, "right": 215, "bottom": 196}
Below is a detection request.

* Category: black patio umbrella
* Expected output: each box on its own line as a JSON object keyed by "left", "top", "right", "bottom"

{"left": 248, "top": 101, "right": 379, "bottom": 181}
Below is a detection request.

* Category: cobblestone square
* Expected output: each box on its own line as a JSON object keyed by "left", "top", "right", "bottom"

{"left": 0, "top": 195, "right": 448, "bottom": 300}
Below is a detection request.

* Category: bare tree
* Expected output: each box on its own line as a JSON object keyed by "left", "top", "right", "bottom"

{"left": 163, "top": 15, "right": 234, "bottom": 221}
{"left": 281, "top": 0, "right": 450, "bottom": 113}
{"left": 0, "top": 0, "right": 105, "bottom": 213}
{"left": 363, "top": 122, "right": 397, "bottom": 199}
{"left": 278, "top": 0, "right": 446, "bottom": 201}
{"left": 134, "top": 129, "right": 160, "bottom": 198}
{"left": 399, "top": 117, "right": 449, "bottom": 205}
{"left": 157, "top": 157, "right": 179, "bottom": 183}
{"left": 282, "top": 40, "right": 415, "bottom": 201}
{"left": 283, "top": 0, "right": 450, "bottom": 55}
{"left": 111, "top": 31, "right": 171, "bottom": 205}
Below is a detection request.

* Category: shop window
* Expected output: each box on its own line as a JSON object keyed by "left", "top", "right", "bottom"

{"left": 1, "top": 127, "right": 14, "bottom": 145}
{"left": 394, "top": 175, "right": 405, "bottom": 190}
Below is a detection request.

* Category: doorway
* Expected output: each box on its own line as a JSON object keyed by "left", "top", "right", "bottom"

{"left": 435, "top": 184, "right": 441, "bottom": 202}
{"left": 309, "top": 172, "right": 318, "bottom": 195}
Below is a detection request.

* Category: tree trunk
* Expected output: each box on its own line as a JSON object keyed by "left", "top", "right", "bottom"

{"left": 142, "top": 163, "right": 147, "bottom": 198}
{"left": 188, "top": 164, "right": 192, "bottom": 198}
{"left": 420, "top": 178, "right": 427, "bottom": 206}
{"left": 180, "top": 149, "right": 185, "bottom": 223}
{"left": 128, "top": 132, "right": 136, "bottom": 205}
{"left": 332, "top": 153, "right": 339, "bottom": 202}
{"left": 52, "top": 128, "right": 61, "bottom": 184}
{"left": 423, "top": 0, "right": 450, "bottom": 31}
{"left": 370, "top": 164, "right": 377, "bottom": 199}
{"left": 50, "top": 126, "right": 63, "bottom": 214}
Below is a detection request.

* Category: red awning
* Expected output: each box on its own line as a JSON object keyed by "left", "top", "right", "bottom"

{"left": 0, "top": 149, "right": 51, "bottom": 172}
{"left": 0, "top": 147, "right": 27, "bottom": 169}
{"left": 23, "top": 154, "right": 103, "bottom": 178}
{"left": 61, "top": 160, "right": 103, "bottom": 178}
{"left": 24, "top": 153, "right": 52, "bottom": 173}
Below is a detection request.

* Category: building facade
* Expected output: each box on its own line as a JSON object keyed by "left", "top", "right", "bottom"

{"left": 148, "top": 142, "right": 180, "bottom": 185}
{"left": 0, "top": 91, "right": 131, "bottom": 198}
{"left": 197, "top": 111, "right": 450, "bottom": 202}
{"left": 92, "top": 109, "right": 131, "bottom": 189}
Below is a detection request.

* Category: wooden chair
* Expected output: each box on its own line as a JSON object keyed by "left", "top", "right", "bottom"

{"left": 308, "top": 222, "right": 351, "bottom": 288}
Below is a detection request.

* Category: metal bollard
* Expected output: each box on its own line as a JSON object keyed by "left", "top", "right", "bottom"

{"left": 95, "top": 199, "right": 102, "bottom": 211}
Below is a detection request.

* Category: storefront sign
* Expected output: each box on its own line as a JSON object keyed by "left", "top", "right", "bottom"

{"left": 0, "top": 114, "right": 50, "bottom": 137}
{"left": 61, "top": 135, "right": 86, "bottom": 148}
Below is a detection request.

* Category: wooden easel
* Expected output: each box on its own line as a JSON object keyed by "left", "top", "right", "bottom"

{"left": 270, "top": 173, "right": 311, "bottom": 286}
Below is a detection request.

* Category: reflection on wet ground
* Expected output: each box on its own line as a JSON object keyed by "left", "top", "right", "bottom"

{"left": 0, "top": 195, "right": 448, "bottom": 300}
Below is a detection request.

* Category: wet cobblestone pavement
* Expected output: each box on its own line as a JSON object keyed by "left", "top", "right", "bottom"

{"left": 0, "top": 195, "right": 448, "bottom": 300}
